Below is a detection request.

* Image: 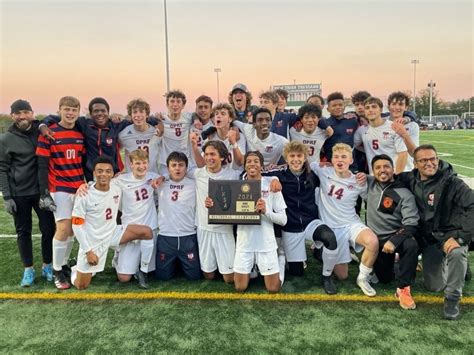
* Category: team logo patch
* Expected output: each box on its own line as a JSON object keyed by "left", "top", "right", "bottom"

{"left": 265, "top": 146, "right": 273, "bottom": 153}
{"left": 383, "top": 131, "right": 390, "bottom": 139}
{"left": 346, "top": 129, "right": 354, "bottom": 134}
{"left": 113, "top": 195, "right": 120, "bottom": 203}
{"left": 276, "top": 120, "right": 283, "bottom": 128}
{"left": 383, "top": 196, "right": 393, "bottom": 208}
{"left": 187, "top": 253, "right": 195, "bottom": 261}
{"left": 262, "top": 190, "right": 269, "bottom": 198}
{"left": 428, "top": 193, "right": 435, "bottom": 206}
{"left": 106, "top": 138, "right": 113, "bottom": 145}
{"left": 160, "top": 253, "right": 166, "bottom": 261}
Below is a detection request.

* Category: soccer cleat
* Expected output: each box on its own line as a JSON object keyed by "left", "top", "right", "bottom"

{"left": 135, "top": 270, "right": 149, "bottom": 289}
{"left": 41, "top": 264, "right": 54, "bottom": 282}
{"left": 356, "top": 275, "right": 376, "bottom": 297}
{"left": 322, "top": 275, "right": 337, "bottom": 295}
{"left": 54, "top": 270, "right": 71, "bottom": 290}
{"left": 21, "top": 268, "right": 36, "bottom": 287}
{"left": 395, "top": 286, "right": 416, "bottom": 310}
{"left": 443, "top": 298, "right": 460, "bottom": 320}
{"left": 369, "top": 272, "right": 379, "bottom": 285}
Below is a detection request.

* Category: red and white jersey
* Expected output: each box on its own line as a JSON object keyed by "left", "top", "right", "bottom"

{"left": 194, "top": 166, "right": 240, "bottom": 233}
{"left": 118, "top": 125, "right": 161, "bottom": 173}
{"left": 72, "top": 183, "right": 122, "bottom": 250}
{"left": 203, "top": 133, "right": 247, "bottom": 171}
{"left": 157, "top": 176, "right": 196, "bottom": 236}
{"left": 113, "top": 172, "right": 159, "bottom": 229}
{"left": 311, "top": 164, "right": 366, "bottom": 228}
{"left": 403, "top": 121, "right": 420, "bottom": 171}
{"left": 236, "top": 177, "right": 287, "bottom": 252}
{"left": 354, "top": 120, "right": 407, "bottom": 174}
{"left": 289, "top": 127, "right": 327, "bottom": 164}
{"left": 159, "top": 112, "right": 194, "bottom": 166}
{"left": 234, "top": 121, "right": 288, "bottom": 166}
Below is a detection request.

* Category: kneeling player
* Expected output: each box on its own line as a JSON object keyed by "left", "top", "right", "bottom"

{"left": 155, "top": 151, "right": 201, "bottom": 281}
{"left": 71, "top": 157, "right": 153, "bottom": 290}
{"left": 234, "top": 151, "right": 287, "bottom": 293}
{"left": 311, "top": 143, "right": 379, "bottom": 296}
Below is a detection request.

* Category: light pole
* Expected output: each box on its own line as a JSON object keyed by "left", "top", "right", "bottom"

{"left": 411, "top": 59, "right": 420, "bottom": 114}
{"left": 214, "top": 68, "right": 221, "bottom": 102}
{"left": 164, "top": 0, "right": 170, "bottom": 92}
{"left": 427, "top": 81, "right": 436, "bottom": 122}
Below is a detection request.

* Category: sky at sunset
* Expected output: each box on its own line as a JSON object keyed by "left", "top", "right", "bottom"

{"left": 1, "top": 0, "right": 472, "bottom": 114}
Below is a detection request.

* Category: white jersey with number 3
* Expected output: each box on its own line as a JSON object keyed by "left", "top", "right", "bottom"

{"left": 289, "top": 127, "right": 327, "bottom": 164}
{"left": 310, "top": 164, "right": 366, "bottom": 228}
{"left": 157, "top": 176, "right": 196, "bottom": 236}
{"left": 113, "top": 172, "right": 159, "bottom": 229}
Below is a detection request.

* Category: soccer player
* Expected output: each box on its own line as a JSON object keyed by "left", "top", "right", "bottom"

{"left": 0, "top": 99, "right": 56, "bottom": 286}
{"left": 71, "top": 156, "right": 153, "bottom": 290}
{"left": 265, "top": 142, "right": 339, "bottom": 294}
{"left": 259, "top": 91, "right": 298, "bottom": 139}
{"left": 190, "top": 103, "right": 246, "bottom": 170}
{"left": 157, "top": 90, "right": 201, "bottom": 174}
{"left": 398, "top": 145, "right": 473, "bottom": 320}
{"left": 228, "top": 83, "right": 259, "bottom": 122}
{"left": 289, "top": 104, "right": 330, "bottom": 164}
{"left": 155, "top": 151, "right": 201, "bottom": 281}
{"left": 366, "top": 154, "right": 419, "bottom": 309}
{"left": 195, "top": 140, "right": 240, "bottom": 283}
{"left": 192, "top": 95, "right": 214, "bottom": 149}
{"left": 306, "top": 94, "right": 325, "bottom": 112}
{"left": 354, "top": 97, "right": 408, "bottom": 174}
{"left": 36, "top": 96, "right": 85, "bottom": 290}
{"left": 311, "top": 143, "right": 379, "bottom": 296}
{"left": 234, "top": 151, "right": 287, "bottom": 293}
{"left": 112, "top": 149, "right": 159, "bottom": 288}
{"left": 275, "top": 88, "right": 289, "bottom": 113}
{"left": 118, "top": 99, "right": 161, "bottom": 173}
{"left": 232, "top": 108, "right": 289, "bottom": 169}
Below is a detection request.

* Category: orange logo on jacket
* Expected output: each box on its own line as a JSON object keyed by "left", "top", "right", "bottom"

{"left": 383, "top": 197, "right": 393, "bottom": 208}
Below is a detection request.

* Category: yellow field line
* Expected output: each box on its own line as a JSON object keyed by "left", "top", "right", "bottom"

{"left": 0, "top": 291, "right": 473, "bottom": 304}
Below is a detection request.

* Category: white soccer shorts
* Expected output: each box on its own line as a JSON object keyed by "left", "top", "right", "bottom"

{"left": 281, "top": 219, "right": 325, "bottom": 262}
{"left": 197, "top": 228, "right": 235, "bottom": 274}
{"left": 115, "top": 229, "right": 157, "bottom": 274}
{"left": 51, "top": 191, "right": 75, "bottom": 222}
{"left": 332, "top": 222, "right": 369, "bottom": 265}
{"left": 234, "top": 250, "right": 279, "bottom": 276}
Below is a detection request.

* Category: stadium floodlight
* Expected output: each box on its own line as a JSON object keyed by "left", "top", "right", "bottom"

{"left": 164, "top": 0, "right": 170, "bottom": 92}
{"left": 214, "top": 68, "right": 222, "bottom": 102}
{"left": 411, "top": 59, "right": 420, "bottom": 114}
{"left": 428, "top": 81, "right": 436, "bottom": 122}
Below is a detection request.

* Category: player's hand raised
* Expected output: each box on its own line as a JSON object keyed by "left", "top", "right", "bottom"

{"left": 189, "top": 131, "right": 200, "bottom": 147}
{"left": 151, "top": 176, "right": 165, "bottom": 189}
{"left": 76, "top": 183, "right": 89, "bottom": 197}
{"left": 355, "top": 172, "right": 367, "bottom": 186}
{"left": 269, "top": 178, "right": 282, "bottom": 192}
{"left": 391, "top": 122, "right": 408, "bottom": 138}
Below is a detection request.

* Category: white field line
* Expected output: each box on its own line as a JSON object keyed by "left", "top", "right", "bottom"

{"left": 450, "top": 163, "right": 474, "bottom": 170}
{"left": 425, "top": 140, "right": 473, "bottom": 147}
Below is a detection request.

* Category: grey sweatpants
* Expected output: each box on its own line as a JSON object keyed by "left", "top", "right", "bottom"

{"left": 422, "top": 243, "right": 469, "bottom": 300}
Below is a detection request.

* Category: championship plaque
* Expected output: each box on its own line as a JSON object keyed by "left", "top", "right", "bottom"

{"left": 208, "top": 180, "right": 261, "bottom": 225}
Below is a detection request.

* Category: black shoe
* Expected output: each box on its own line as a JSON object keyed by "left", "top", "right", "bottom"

{"left": 54, "top": 270, "right": 71, "bottom": 290}
{"left": 465, "top": 264, "right": 471, "bottom": 282}
{"left": 443, "top": 298, "right": 460, "bottom": 320}
{"left": 62, "top": 265, "right": 72, "bottom": 280}
{"left": 135, "top": 270, "right": 149, "bottom": 289}
{"left": 322, "top": 275, "right": 337, "bottom": 295}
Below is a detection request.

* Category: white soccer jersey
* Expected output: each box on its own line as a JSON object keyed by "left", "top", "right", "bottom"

{"left": 72, "top": 183, "right": 122, "bottom": 250}
{"left": 157, "top": 176, "right": 196, "bottom": 236}
{"left": 311, "top": 164, "right": 366, "bottom": 228}
{"left": 236, "top": 177, "right": 287, "bottom": 252}
{"left": 158, "top": 112, "right": 194, "bottom": 166}
{"left": 403, "top": 121, "right": 420, "bottom": 171}
{"left": 113, "top": 172, "right": 159, "bottom": 229}
{"left": 354, "top": 120, "right": 407, "bottom": 174}
{"left": 204, "top": 132, "right": 247, "bottom": 171}
{"left": 289, "top": 127, "right": 327, "bottom": 164}
{"left": 194, "top": 166, "right": 240, "bottom": 233}
{"left": 118, "top": 125, "right": 161, "bottom": 173}
{"left": 234, "top": 121, "right": 288, "bottom": 166}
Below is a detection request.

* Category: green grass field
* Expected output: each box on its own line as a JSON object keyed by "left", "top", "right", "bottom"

{"left": 0, "top": 130, "right": 473, "bottom": 353}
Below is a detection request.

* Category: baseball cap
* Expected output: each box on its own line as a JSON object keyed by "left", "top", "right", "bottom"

{"left": 10, "top": 99, "right": 33, "bottom": 114}
{"left": 231, "top": 83, "right": 249, "bottom": 94}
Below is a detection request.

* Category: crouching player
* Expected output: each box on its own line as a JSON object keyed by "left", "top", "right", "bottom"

{"left": 234, "top": 151, "right": 287, "bottom": 293}
{"left": 311, "top": 143, "right": 379, "bottom": 296}
{"left": 155, "top": 151, "right": 201, "bottom": 281}
{"left": 113, "top": 149, "right": 159, "bottom": 288}
{"left": 71, "top": 157, "right": 153, "bottom": 290}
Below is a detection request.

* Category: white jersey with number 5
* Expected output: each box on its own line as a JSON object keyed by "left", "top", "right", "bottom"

{"left": 157, "top": 176, "right": 196, "bottom": 236}
{"left": 310, "top": 164, "right": 366, "bottom": 228}
{"left": 118, "top": 125, "right": 161, "bottom": 173}
{"left": 113, "top": 172, "right": 159, "bottom": 229}
{"left": 72, "top": 183, "right": 122, "bottom": 250}
{"left": 159, "top": 112, "right": 194, "bottom": 166}
{"left": 194, "top": 166, "right": 240, "bottom": 234}
{"left": 354, "top": 120, "right": 407, "bottom": 174}
{"left": 289, "top": 127, "right": 327, "bottom": 164}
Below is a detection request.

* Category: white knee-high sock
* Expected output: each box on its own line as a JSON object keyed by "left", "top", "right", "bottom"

{"left": 140, "top": 239, "right": 155, "bottom": 273}
{"left": 358, "top": 263, "right": 373, "bottom": 279}
{"left": 322, "top": 247, "right": 338, "bottom": 277}
{"left": 277, "top": 239, "right": 286, "bottom": 285}
{"left": 63, "top": 236, "right": 75, "bottom": 266}
{"left": 70, "top": 265, "right": 77, "bottom": 286}
{"left": 53, "top": 239, "right": 68, "bottom": 271}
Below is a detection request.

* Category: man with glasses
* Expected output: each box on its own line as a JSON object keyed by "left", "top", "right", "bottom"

{"left": 398, "top": 144, "right": 473, "bottom": 320}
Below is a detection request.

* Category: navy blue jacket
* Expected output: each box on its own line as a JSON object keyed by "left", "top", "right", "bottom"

{"left": 271, "top": 112, "right": 299, "bottom": 139}
{"left": 321, "top": 115, "right": 359, "bottom": 161}
{"left": 264, "top": 165, "right": 320, "bottom": 233}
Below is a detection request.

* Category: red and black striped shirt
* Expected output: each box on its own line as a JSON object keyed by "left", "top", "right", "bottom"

{"left": 36, "top": 123, "right": 85, "bottom": 193}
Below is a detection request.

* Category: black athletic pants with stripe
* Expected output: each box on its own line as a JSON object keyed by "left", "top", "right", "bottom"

{"left": 12, "top": 195, "right": 55, "bottom": 267}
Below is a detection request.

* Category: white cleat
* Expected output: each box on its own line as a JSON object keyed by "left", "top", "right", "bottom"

{"left": 356, "top": 276, "right": 376, "bottom": 297}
